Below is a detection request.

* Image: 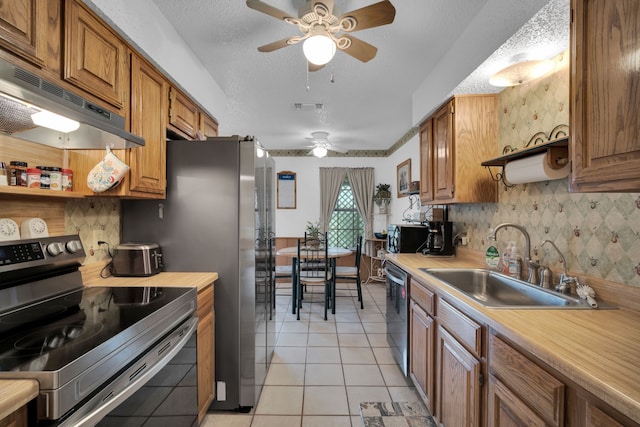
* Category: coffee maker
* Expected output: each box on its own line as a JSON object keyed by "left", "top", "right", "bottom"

{"left": 424, "top": 221, "right": 455, "bottom": 256}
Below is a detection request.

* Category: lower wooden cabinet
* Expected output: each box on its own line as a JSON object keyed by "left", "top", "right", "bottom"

{"left": 0, "top": 405, "right": 28, "bottom": 427}
{"left": 437, "top": 325, "right": 482, "bottom": 427}
{"left": 488, "top": 334, "right": 565, "bottom": 427}
{"left": 196, "top": 284, "right": 215, "bottom": 423}
{"left": 410, "top": 300, "right": 435, "bottom": 412}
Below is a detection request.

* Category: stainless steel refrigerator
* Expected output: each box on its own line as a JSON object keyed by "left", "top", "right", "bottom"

{"left": 121, "top": 136, "right": 276, "bottom": 412}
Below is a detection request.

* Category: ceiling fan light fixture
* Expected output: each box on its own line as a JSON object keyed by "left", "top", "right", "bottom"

{"left": 312, "top": 145, "right": 328, "bottom": 158}
{"left": 303, "top": 34, "right": 336, "bottom": 66}
{"left": 489, "top": 55, "right": 554, "bottom": 87}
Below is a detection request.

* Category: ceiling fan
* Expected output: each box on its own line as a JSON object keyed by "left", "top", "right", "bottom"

{"left": 305, "top": 131, "right": 348, "bottom": 157}
{"left": 246, "top": 0, "right": 396, "bottom": 69}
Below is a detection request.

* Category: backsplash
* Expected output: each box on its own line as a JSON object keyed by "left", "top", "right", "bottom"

{"left": 448, "top": 50, "right": 640, "bottom": 287}
{"left": 65, "top": 198, "right": 121, "bottom": 263}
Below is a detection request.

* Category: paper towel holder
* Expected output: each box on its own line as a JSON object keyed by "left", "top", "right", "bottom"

{"left": 481, "top": 127, "right": 569, "bottom": 187}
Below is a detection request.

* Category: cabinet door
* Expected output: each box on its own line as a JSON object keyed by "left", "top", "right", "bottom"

{"left": 64, "top": 0, "right": 126, "bottom": 109}
{"left": 197, "top": 310, "right": 214, "bottom": 422}
{"left": 432, "top": 101, "right": 454, "bottom": 200}
{"left": 0, "top": 0, "right": 46, "bottom": 68}
{"left": 130, "top": 54, "right": 167, "bottom": 195}
{"left": 168, "top": 87, "right": 199, "bottom": 139}
{"left": 570, "top": 0, "right": 640, "bottom": 192}
{"left": 199, "top": 112, "right": 219, "bottom": 138}
{"left": 410, "top": 300, "right": 435, "bottom": 413}
{"left": 419, "top": 119, "right": 434, "bottom": 203}
{"left": 437, "top": 325, "right": 481, "bottom": 427}
{"left": 488, "top": 375, "right": 547, "bottom": 427}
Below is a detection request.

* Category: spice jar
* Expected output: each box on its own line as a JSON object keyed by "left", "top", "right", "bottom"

{"left": 26, "top": 168, "right": 41, "bottom": 188}
{"left": 62, "top": 168, "right": 73, "bottom": 191}
{"left": 49, "top": 167, "right": 62, "bottom": 191}
{"left": 38, "top": 166, "right": 50, "bottom": 190}
{"left": 8, "top": 161, "right": 27, "bottom": 186}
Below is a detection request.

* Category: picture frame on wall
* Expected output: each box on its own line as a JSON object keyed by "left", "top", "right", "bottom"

{"left": 277, "top": 171, "right": 296, "bottom": 209}
{"left": 396, "top": 159, "right": 411, "bottom": 197}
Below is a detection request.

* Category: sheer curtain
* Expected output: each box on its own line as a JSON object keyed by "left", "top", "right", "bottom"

{"left": 347, "top": 167, "right": 375, "bottom": 238}
{"left": 319, "top": 167, "right": 347, "bottom": 233}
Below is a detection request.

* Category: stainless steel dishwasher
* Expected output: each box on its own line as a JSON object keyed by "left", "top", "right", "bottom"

{"left": 385, "top": 262, "right": 409, "bottom": 376}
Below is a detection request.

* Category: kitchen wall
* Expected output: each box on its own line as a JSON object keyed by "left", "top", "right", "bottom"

{"left": 65, "top": 198, "right": 120, "bottom": 263}
{"left": 448, "top": 51, "right": 640, "bottom": 287}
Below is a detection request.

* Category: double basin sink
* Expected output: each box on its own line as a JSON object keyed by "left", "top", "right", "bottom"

{"left": 419, "top": 268, "right": 602, "bottom": 309}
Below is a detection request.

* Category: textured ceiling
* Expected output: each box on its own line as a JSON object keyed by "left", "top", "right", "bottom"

{"left": 150, "top": 0, "right": 569, "bottom": 153}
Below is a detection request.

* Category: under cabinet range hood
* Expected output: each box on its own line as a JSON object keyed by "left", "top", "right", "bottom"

{"left": 0, "top": 57, "right": 144, "bottom": 149}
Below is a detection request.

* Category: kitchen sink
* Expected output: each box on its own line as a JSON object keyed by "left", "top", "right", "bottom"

{"left": 419, "top": 268, "right": 598, "bottom": 309}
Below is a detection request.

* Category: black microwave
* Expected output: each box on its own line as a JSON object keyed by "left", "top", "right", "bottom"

{"left": 387, "top": 224, "right": 430, "bottom": 253}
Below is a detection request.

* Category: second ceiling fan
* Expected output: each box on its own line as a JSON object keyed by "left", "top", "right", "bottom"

{"left": 246, "top": 0, "right": 396, "bottom": 69}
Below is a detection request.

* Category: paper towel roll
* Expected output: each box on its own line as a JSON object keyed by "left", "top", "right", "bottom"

{"left": 504, "top": 152, "right": 570, "bottom": 185}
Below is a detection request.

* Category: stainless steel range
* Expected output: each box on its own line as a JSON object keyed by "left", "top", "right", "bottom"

{"left": 0, "top": 235, "right": 198, "bottom": 426}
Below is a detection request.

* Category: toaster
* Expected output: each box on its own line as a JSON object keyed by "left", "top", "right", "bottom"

{"left": 112, "top": 243, "right": 163, "bottom": 277}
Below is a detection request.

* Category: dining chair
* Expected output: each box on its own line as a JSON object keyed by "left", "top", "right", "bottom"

{"left": 333, "top": 236, "right": 364, "bottom": 309}
{"left": 295, "top": 232, "right": 332, "bottom": 320}
{"left": 271, "top": 236, "right": 298, "bottom": 314}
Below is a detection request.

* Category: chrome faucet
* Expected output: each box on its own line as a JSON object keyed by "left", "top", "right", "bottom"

{"left": 539, "top": 239, "right": 575, "bottom": 295}
{"left": 491, "top": 223, "right": 540, "bottom": 284}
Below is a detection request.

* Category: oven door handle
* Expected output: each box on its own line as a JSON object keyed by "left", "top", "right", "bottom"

{"left": 60, "top": 316, "right": 198, "bottom": 427}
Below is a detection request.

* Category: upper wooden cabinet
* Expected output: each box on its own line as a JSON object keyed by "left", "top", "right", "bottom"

{"left": 199, "top": 111, "right": 219, "bottom": 138}
{"left": 64, "top": 0, "right": 127, "bottom": 110}
{"left": 129, "top": 53, "right": 167, "bottom": 195}
{"left": 420, "top": 95, "right": 498, "bottom": 204}
{"left": 168, "top": 86, "right": 199, "bottom": 139}
{"left": 419, "top": 119, "right": 434, "bottom": 203}
{"left": 0, "top": 0, "right": 47, "bottom": 68}
{"left": 570, "top": 0, "right": 640, "bottom": 192}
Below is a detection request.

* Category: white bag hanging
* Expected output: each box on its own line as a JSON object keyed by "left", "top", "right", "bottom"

{"left": 86, "top": 146, "right": 130, "bottom": 193}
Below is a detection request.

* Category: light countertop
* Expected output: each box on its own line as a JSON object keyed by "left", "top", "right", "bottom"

{"left": 386, "top": 251, "right": 640, "bottom": 424}
{"left": 0, "top": 380, "right": 38, "bottom": 421}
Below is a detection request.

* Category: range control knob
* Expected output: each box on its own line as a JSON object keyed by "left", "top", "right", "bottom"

{"left": 66, "top": 240, "right": 83, "bottom": 254}
{"left": 46, "top": 242, "right": 65, "bottom": 257}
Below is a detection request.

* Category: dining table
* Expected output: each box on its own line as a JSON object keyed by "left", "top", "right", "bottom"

{"left": 276, "top": 246, "right": 353, "bottom": 318}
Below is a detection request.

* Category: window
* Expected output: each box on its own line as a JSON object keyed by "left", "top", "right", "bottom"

{"left": 329, "top": 178, "right": 364, "bottom": 248}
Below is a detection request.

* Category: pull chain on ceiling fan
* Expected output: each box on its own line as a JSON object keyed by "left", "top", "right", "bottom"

{"left": 246, "top": 0, "right": 396, "bottom": 69}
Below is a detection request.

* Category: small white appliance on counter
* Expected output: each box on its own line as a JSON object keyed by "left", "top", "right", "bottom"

{"left": 111, "top": 243, "right": 163, "bottom": 276}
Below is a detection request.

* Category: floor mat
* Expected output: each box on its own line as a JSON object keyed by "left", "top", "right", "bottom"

{"left": 359, "top": 401, "right": 437, "bottom": 427}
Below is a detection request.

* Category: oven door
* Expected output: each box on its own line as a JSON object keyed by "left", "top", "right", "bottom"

{"left": 57, "top": 316, "right": 198, "bottom": 427}
{"left": 385, "top": 263, "right": 408, "bottom": 376}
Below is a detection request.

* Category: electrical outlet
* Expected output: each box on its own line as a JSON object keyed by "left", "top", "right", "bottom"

{"left": 93, "top": 229, "right": 104, "bottom": 244}
{"left": 461, "top": 236, "right": 469, "bottom": 246}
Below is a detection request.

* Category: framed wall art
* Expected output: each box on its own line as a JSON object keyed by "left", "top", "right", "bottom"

{"left": 396, "top": 159, "right": 411, "bottom": 197}
{"left": 277, "top": 171, "right": 296, "bottom": 209}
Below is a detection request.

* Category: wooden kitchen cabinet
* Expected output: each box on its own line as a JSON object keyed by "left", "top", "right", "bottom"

{"left": 0, "top": 404, "right": 28, "bottom": 427}
{"left": 0, "top": 0, "right": 47, "bottom": 69}
{"left": 570, "top": 0, "right": 640, "bottom": 192}
{"left": 419, "top": 119, "right": 434, "bottom": 203}
{"left": 168, "top": 86, "right": 199, "bottom": 140}
{"left": 196, "top": 284, "right": 215, "bottom": 423}
{"left": 199, "top": 111, "right": 219, "bottom": 138}
{"left": 436, "top": 298, "right": 484, "bottom": 427}
{"left": 128, "top": 53, "right": 167, "bottom": 196}
{"left": 64, "top": 0, "right": 127, "bottom": 111}
{"left": 566, "top": 387, "right": 636, "bottom": 427}
{"left": 420, "top": 95, "right": 498, "bottom": 204}
{"left": 409, "top": 279, "right": 436, "bottom": 414}
{"left": 488, "top": 334, "right": 565, "bottom": 427}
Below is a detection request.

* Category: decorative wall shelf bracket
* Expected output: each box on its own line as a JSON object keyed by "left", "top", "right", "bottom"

{"left": 481, "top": 125, "right": 569, "bottom": 187}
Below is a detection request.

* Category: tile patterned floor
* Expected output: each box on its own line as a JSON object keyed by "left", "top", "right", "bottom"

{"left": 201, "top": 282, "right": 425, "bottom": 427}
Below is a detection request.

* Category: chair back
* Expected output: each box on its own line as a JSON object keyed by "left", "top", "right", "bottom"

{"left": 354, "top": 236, "right": 362, "bottom": 272}
{"left": 297, "top": 232, "right": 330, "bottom": 282}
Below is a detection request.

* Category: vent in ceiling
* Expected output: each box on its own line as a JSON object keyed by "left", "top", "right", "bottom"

{"left": 292, "top": 102, "right": 324, "bottom": 111}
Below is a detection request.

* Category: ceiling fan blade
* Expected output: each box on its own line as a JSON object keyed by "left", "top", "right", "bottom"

{"left": 339, "top": 0, "right": 396, "bottom": 32}
{"left": 308, "top": 62, "right": 326, "bottom": 72}
{"left": 338, "top": 35, "right": 378, "bottom": 62}
{"left": 257, "top": 37, "right": 299, "bottom": 52}
{"left": 329, "top": 145, "right": 349, "bottom": 153}
{"left": 246, "top": 0, "right": 296, "bottom": 21}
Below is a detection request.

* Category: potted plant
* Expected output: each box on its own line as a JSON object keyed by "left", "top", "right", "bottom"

{"left": 373, "top": 183, "right": 391, "bottom": 213}
{"left": 305, "top": 220, "right": 322, "bottom": 245}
